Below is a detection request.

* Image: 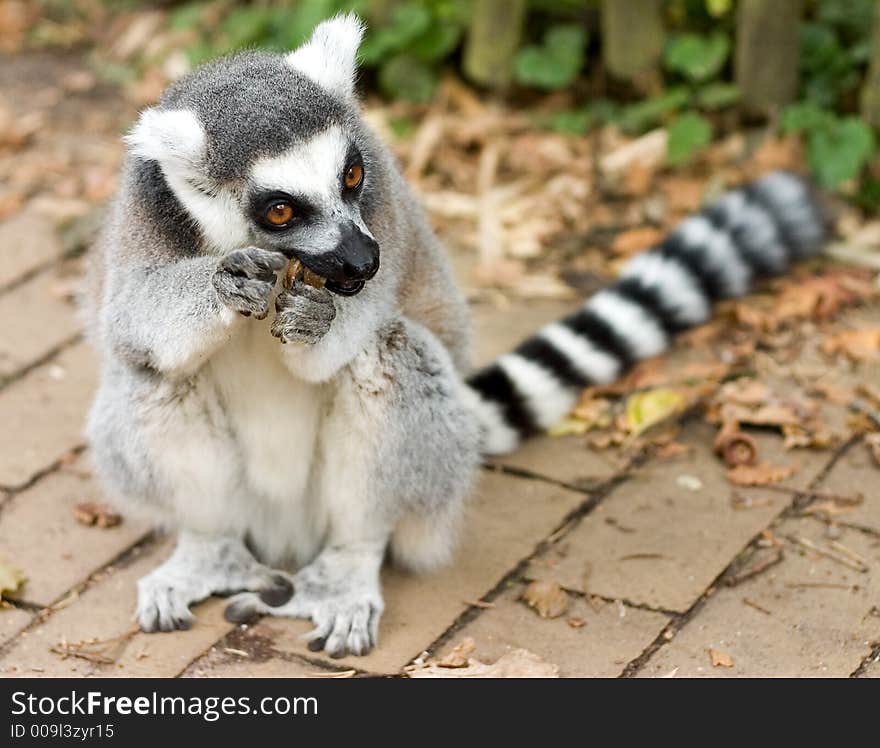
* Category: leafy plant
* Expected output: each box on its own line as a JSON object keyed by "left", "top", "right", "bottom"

{"left": 514, "top": 25, "right": 587, "bottom": 91}
{"left": 667, "top": 111, "right": 713, "bottom": 165}
{"left": 664, "top": 32, "right": 730, "bottom": 83}
{"left": 782, "top": 102, "right": 875, "bottom": 188}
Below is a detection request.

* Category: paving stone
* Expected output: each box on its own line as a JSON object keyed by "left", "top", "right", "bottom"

{"left": 0, "top": 342, "right": 97, "bottom": 490}
{"left": 248, "top": 470, "right": 589, "bottom": 674}
{"left": 490, "top": 434, "right": 622, "bottom": 489}
{"left": 810, "top": 440, "right": 880, "bottom": 533}
{"left": 0, "top": 206, "right": 65, "bottom": 289}
{"left": 471, "top": 298, "right": 577, "bottom": 367}
{"left": 860, "top": 655, "right": 880, "bottom": 678}
{"left": 0, "top": 265, "right": 82, "bottom": 378}
{"left": 527, "top": 422, "right": 822, "bottom": 612}
{"left": 0, "top": 607, "right": 33, "bottom": 648}
{"left": 433, "top": 583, "right": 668, "bottom": 677}
{"left": 182, "top": 624, "right": 351, "bottom": 678}
{"left": 0, "top": 464, "right": 149, "bottom": 606}
{"left": 636, "top": 520, "right": 880, "bottom": 677}
{"left": 0, "top": 538, "right": 234, "bottom": 678}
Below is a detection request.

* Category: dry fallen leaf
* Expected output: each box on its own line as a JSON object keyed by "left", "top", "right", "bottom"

{"left": 726, "top": 462, "right": 797, "bottom": 486}
{"left": 73, "top": 502, "right": 122, "bottom": 529}
{"left": 436, "top": 637, "right": 476, "bottom": 668}
{"left": 611, "top": 226, "right": 664, "bottom": 257}
{"left": 865, "top": 433, "right": 880, "bottom": 467}
{"left": 821, "top": 329, "right": 880, "bottom": 362}
{"left": 567, "top": 617, "right": 587, "bottom": 629}
{"left": 521, "top": 580, "right": 570, "bottom": 619}
{"left": 0, "top": 559, "right": 25, "bottom": 601}
{"left": 708, "top": 648, "right": 734, "bottom": 668}
{"left": 408, "top": 648, "right": 560, "bottom": 678}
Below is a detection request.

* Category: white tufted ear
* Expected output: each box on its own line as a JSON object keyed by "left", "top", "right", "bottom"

{"left": 286, "top": 12, "right": 365, "bottom": 99}
{"left": 124, "top": 108, "right": 205, "bottom": 173}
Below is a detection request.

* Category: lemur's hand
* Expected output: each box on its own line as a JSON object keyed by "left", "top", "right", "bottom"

{"left": 271, "top": 279, "right": 336, "bottom": 345}
{"left": 212, "top": 246, "right": 287, "bottom": 320}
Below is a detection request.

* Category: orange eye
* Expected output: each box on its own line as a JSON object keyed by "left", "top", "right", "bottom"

{"left": 344, "top": 163, "right": 364, "bottom": 190}
{"left": 264, "top": 201, "right": 294, "bottom": 226}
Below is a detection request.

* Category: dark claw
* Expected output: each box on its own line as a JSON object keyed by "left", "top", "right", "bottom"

{"left": 259, "top": 575, "right": 294, "bottom": 607}
{"left": 307, "top": 637, "right": 326, "bottom": 652}
{"left": 224, "top": 599, "right": 260, "bottom": 624}
{"left": 239, "top": 310, "right": 251, "bottom": 317}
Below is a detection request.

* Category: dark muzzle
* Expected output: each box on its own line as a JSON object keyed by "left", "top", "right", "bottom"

{"left": 293, "top": 222, "right": 380, "bottom": 297}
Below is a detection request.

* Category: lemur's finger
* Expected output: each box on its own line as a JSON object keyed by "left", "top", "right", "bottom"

{"left": 324, "top": 610, "right": 355, "bottom": 659}
{"left": 223, "top": 594, "right": 261, "bottom": 624}
{"left": 258, "top": 574, "right": 294, "bottom": 607}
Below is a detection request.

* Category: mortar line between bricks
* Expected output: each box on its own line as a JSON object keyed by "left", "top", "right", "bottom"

{"left": 0, "top": 442, "right": 86, "bottom": 501}
{"left": 617, "top": 436, "right": 860, "bottom": 679}
{"left": 0, "top": 530, "right": 158, "bottom": 660}
{"left": 0, "top": 245, "right": 87, "bottom": 297}
{"left": 483, "top": 457, "right": 625, "bottom": 494}
{"left": 850, "top": 641, "right": 880, "bottom": 677}
{"left": 399, "top": 455, "right": 651, "bottom": 670}
{"left": 0, "top": 331, "right": 83, "bottom": 393}
{"left": 171, "top": 628, "right": 380, "bottom": 679}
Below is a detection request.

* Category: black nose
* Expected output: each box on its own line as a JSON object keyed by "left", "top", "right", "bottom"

{"left": 334, "top": 222, "right": 380, "bottom": 282}
{"left": 289, "top": 223, "right": 380, "bottom": 296}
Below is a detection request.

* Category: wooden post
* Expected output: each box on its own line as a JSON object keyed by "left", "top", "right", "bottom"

{"left": 463, "top": 0, "right": 526, "bottom": 90}
{"left": 601, "top": 0, "right": 664, "bottom": 92}
{"left": 860, "top": 1, "right": 880, "bottom": 128}
{"left": 735, "top": 0, "right": 803, "bottom": 117}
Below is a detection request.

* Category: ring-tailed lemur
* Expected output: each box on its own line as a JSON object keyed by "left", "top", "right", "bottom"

{"left": 82, "top": 13, "right": 828, "bottom": 658}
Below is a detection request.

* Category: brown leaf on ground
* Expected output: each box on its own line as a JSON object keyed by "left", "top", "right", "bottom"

{"left": 821, "top": 329, "right": 880, "bottom": 362}
{"left": 708, "top": 647, "right": 735, "bottom": 668}
{"left": 408, "top": 648, "right": 560, "bottom": 678}
{"left": 750, "top": 135, "right": 803, "bottom": 174}
{"left": 866, "top": 433, "right": 880, "bottom": 467}
{"left": 567, "top": 617, "right": 587, "bottom": 629}
{"left": 772, "top": 273, "right": 875, "bottom": 323}
{"left": 726, "top": 462, "right": 797, "bottom": 486}
{"left": 0, "top": 559, "right": 25, "bottom": 601}
{"left": 521, "top": 580, "right": 570, "bottom": 619}
{"left": 73, "top": 502, "right": 122, "bottom": 528}
{"left": 611, "top": 226, "right": 664, "bottom": 257}
{"left": 436, "top": 637, "right": 476, "bottom": 668}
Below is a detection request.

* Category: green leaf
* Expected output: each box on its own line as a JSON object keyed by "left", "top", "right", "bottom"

{"left": 781, "top": 101, "right": 834, "bottom": 134}
{"left": 409, "top": 23, "right": 462, "bottom": 63}
{"left": 378, "top": 54, "right": 437, "bottom": 103}
{"left": 664, "top": 32, "right": 730, "bottom": 83}
{"left": 514, "top": 25, "right": 587, "bottom": 91}
{"left": 696, "top": 82, "right": 740, "bottom": 110}
{"left": 667, "top": 112, "right": 713, "bottom": 165}
{"left": 705, "top": 0, "right": 732, "bottom": 17}
{"left": 807, "top": 117, "right": 875, "bottom": 188}
{"left": 619, "top": 87, "right": 690, "bottom": 133}
{"left": 546, "top": 108, "right": 595, "bottom": 136}
{"left": 360, "top": 4, "right": 432, "bottom": 66}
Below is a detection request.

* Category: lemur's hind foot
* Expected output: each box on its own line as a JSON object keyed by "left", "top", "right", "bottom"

{"left": 137, "top": 532, "right": 293, "bottom": 633}
{"left": 224, "top": 544, "right": 384, "bottom": 658}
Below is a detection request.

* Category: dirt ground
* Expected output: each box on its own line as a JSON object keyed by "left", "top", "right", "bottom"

{"left": 1, "top": 50, "right": 879, "bottom": 678}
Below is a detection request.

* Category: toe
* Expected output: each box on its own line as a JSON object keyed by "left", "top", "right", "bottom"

{"left": 224, "top": 594, "right": 262, "bottom": 624}
{"left": 258, "top": 574, "right": 294, "bottom": 607}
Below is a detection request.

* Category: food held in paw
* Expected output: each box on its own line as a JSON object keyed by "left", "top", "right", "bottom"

{"left": 283, "top": 259, "right": 326, "bottom": 290}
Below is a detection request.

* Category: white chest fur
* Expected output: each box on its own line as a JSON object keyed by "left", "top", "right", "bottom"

{"left": 207, "top": 320, "right": 326, "bottom": 506}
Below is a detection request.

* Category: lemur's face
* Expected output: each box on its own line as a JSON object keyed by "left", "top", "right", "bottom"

{"left": 125, "top": 14, "right": 379, "bottom": 295}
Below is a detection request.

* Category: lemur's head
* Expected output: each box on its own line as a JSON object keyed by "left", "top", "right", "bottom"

{"left": 126, "top": 13, "right": 379, "bottom": 296}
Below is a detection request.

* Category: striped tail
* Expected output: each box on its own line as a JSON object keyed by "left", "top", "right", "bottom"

{"left": 466, "top": 170, "right": 830, "bottom": 455}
